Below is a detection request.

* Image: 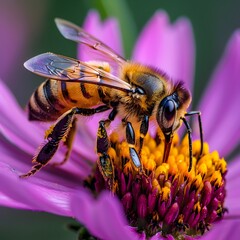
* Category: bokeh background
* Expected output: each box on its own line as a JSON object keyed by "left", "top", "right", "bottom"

{"left": 0, "top": 0, "right": 239, "bottom": 239}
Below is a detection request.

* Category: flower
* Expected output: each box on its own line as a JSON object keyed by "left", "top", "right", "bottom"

{"left": 0, "top": 9, "right": 240, "bottom": 239}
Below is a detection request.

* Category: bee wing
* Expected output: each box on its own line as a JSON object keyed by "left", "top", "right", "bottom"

{"left": 55, "top": 18, "right": 126, "bottom": 71}
{"left": 24, "top": 52, "right": 132, "bottom": 92}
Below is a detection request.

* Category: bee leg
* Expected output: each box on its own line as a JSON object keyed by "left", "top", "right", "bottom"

{"left": 20, "top": 105, "right": 111, "bottom": 178}
{"left": 52, "top": 117, "right": 77, "bottom": 166}
{"left": 126, "top": 121, "right": 143, "bottom": 172}
{"left": 96, "top": 108, "right": 118, "bottom": 191}
{"left": 20, "top": 108, "right": 78, "bottom": 178}
{"left": 139, "top": 115, "right": 149, "bottom": 154}
{"left": 20, "top": 142, "right": 59, "bottom": 178}
{"left": 97, "top": 120, "right": 115, "bottom": 191}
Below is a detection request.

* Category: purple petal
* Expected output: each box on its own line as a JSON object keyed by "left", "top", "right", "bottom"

{"left": 0, "top": 80, "right": 44, "bottom": 153}
{"left": 71, "top": 191, "right": 138, "bottom": 240}
{"left": 200, "top": 156, "right": 240, "bottom": 240}
{"left": 78, "top": 10, "right": 123, "bottom": 61}
{"left": 0, "top": 161, "right": 78, "bottom": 216}
{"left": 132, "top": 10, "right": 195, "bottom": 91}
{"left": 225, "top": 156, "right": 240, "bottom": 215}
{"left": 0, "top": 130, "right": 96, "bottom": 212}
{"left": 150, "top": 233, "right": 175, "bottom": 240}
{"left": 198, "top": 31, "right": 240, "bottom": 156}
{"left": 200, "top": 219, "right": 240, "bottom": 240}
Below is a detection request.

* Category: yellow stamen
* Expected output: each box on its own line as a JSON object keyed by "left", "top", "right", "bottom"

{"left": 194, "top": 202, "right": 201, "bottom": 213}
{"left": 162, "top": 185, "right": 171, "bottom": 201}
{"left": 94, "top": 132, "right": 228, "bottom": 238}
{"left": 210, "top": 170, "right": 223, "bottom": 187}
{"left": 155, "top": 163, "right": 169, "bottom": 179}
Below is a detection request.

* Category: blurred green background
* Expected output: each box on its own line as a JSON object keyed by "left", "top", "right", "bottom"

{"left": 0, "top": 0, "right": 239, "bottom": 239}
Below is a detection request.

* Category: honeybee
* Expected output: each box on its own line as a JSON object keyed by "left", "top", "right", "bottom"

{"left": 20, "top": 19, "right": 203, "bottom": 181}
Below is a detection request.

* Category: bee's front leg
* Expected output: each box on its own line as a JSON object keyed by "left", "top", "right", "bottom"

{"left": 125, "top": 121, "right": 142, "bottom": 171}
{"left": 139, "top": 115, "right": 149, "bottom": 154}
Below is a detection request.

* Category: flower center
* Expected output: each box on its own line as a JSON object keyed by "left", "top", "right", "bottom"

{"left": 86, "top": 132, "right": 227, "bottom": 238}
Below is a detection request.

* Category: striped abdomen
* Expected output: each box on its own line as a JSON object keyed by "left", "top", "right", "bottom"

{"left": 28, "top": 79, "right": 107, "bottom": 121}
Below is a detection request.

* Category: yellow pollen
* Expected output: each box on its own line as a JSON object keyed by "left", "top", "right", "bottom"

{"left": 44, "top": 125, "right": 54, "bottom": 139}
{"left": 217, "top": 158, "right": 227, "bottom": 174}
{"left": 147, "top": 138, "right": 157, "bottom": 152}
{"left": 211, "top": 151, "right": 220, "bottom": 162}
{"left": 152, "top": 178, "right": 161, "bottom": 192}
{"left": 143, "top": 154, "right": 156, "bottom": 171}
{"left": 123, "top": 161, "right": 134, "bottom": 174}
{"left": 197, "top": 163, "right": 207, "bottom": 177}
{"left": 193, "top": 174, "right": 203, "bottom": 187}
{"left": 120, "top": 142, "right": 130, "bottom": 159}
{"left": 155, "top": 163, "right": 169, "bottom": 179}
{"left": 152, "top": 212, "right": 160, "bottom": 222}
{"left": 177, "top": 214, "right": 184, "bottom": 225}
{"left": 194, "top": 202, "right": 201, "bottom": 213}
{"left": 108, "top": 147, "right": 117, "bottom": 164}
{"left": 108, "top": 132, "right": 227, "bottom": 193}
{"left": 172, "top": 133, "right": 179, "bottom": 145}
{"left": 153, "top": 150, "right": 163, "bottom": 166}
{"left": 162, "top": 185, "right": 171, "bottom": 201}
{"left": 110, "top": 132, "right": 119, "bottom": 143}
{"left": 210, "top": 170, "right": 223, "bottom": 187}
{"left": 193, "top": 174, "right": 203, "bottom": 194}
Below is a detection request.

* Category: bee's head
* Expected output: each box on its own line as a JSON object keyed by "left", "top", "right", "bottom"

{"left": 156, "top": 82, "right": 191, "bottom": 138}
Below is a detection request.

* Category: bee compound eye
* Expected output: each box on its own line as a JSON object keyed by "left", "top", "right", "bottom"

{"left": 158, "top": 98, "right": 177, "bottom": 133}
{"left": 164, "top": 99, "right": 176, "bottom": 121}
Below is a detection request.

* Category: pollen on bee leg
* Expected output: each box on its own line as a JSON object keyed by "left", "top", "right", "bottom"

{"left": 44, "top": 125, "right": 54, "bottom": 139}
{"left": 87, "top": 131, "right": 228, "bottom": 238}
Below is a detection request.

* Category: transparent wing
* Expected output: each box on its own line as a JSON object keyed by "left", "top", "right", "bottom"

{"left": 55, "top": 18, "right": 127, "bottom": 70}
{"left": 24, "top": 52, "right": 132, "bottom": 92}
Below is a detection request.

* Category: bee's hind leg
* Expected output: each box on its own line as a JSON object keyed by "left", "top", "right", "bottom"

{"left": 52, "top": 117, "right": 77, "bottom": 167}
{"left": 20, "top": 105, "right": 111, "bottom": 178}
{"left": 20, "top": 108, "right": 78, "bottom": 178}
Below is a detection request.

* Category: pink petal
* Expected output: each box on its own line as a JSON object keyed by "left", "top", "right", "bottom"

{"left": 200, "top": 219, "right": 240, "bottom": 240}
{"left": 0, "top": 80, "right": 43, "bottom": 153}
{"left": 201, "top": 156, "right": 240, "bottom": 240}
{"left": 78, "top": 10, "right": 123, "bottom": 61}
{"left": 198, "top": 31, "right": 240, "bottom": 156}
{"left": 0, "top": 162, "right": 75, "bottom": 216}
{"left": 71, "top": 191, "right": 138, "bottom": 240}
{"left": 132, "top": 10, "right": 195, "bottom": 91}
{"left": 225, "top": 156, "right": 240, "bottom": 215}
{"left": 150, "top": 233, "right": 175, "bottom": 240}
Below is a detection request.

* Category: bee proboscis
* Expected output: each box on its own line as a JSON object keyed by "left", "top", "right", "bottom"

{"left": 20, "top": 18, "right": 203, "bottom": 185}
